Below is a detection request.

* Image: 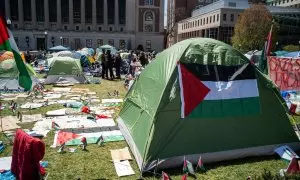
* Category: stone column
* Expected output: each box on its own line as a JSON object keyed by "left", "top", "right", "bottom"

{"left": 104, "top": 0, "right": 108, "bottom": 31}
{"left": 44, "top": 0, "right": 49, "bottom": 29}
{"left": 57, "top": 0, "right": 62, "bottom": 30}
{"left": 115, "top": 0, "right": 119, "bottom": 29}
{"left": 69, "top": 0, "right": 73, "bottom": 30}
{"left": 92, "top": 0, "right": 97, "bottom": 30}
{"left": 81, "top": 0, "right": 85, "bottom": 29}
{"left": 5, "top": 0, "right": 10, "bottom": 20}
{"left": 18, "top": 0, "right": 24, "bottom": 29}
{"left": 31, "top": 0, "right": 36, "bottom": 29}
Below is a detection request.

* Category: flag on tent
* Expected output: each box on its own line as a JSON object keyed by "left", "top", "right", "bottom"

{"left": 196, "top": 156, "right": 205, "bottom": 171}
{"left": 0, "top": 16, "right": 32, "bottom": 91}
{"left": 161, "top": 171, "right": 170, "bottom": 180}
{"left": 178, "top": 63, "right": 261, "bottom": 118}
{"left": 181, "top": 174, "right": 188, "bottom": 180}
{"left": 259, "top": 25, "right": 273, "bottom": 73}
{"left": 183, "top": 159, "right": 195, "bottom": 175}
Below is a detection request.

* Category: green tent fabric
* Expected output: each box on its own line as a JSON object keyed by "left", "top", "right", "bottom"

{"left": 0, "top": 59, "right": 38, "bottom": 90}
{"left": 117, "top": 38, "right": 300, "bottom": 172}
{"left": 44, "top": 57, "right": 86, "bottom": 84}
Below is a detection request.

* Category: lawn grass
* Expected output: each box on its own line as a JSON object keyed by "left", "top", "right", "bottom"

{"left": 0, "top": 79, "right": 299, "bottom": 179}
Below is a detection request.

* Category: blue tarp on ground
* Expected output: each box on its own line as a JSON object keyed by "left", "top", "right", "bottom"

{"left": 283, "top": 51, "right": 300, "bottom": 58}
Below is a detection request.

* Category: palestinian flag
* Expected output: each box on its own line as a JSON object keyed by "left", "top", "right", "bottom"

{"left": 196, "top": 156, "right": 205, "bottom": 171}
{"left": 97, "top": 135, "right": 105, "bottom": 146}
{"left": 183, "top": 159, "right": 195, "bottom": 175}
{"left": 52, "top": 122, "right": 61, "bottom": 130}
{"left": 178, "top": 62, "right": 260, "bottom": 118}
{"left": 161, "top": 171, "right": 170, "bottom": 180}
{"left": 0, "top": 16, "right": 32, "bottom": 91}
{"left": 259, "top": 25, "right": 272, "bottom": 73}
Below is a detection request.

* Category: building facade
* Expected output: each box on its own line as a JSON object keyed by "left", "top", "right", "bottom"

{"left": 176, "top": 0, "right": 300, "bottom": 45}
{"left": 267, "top": 0, "right": 300, "bottom": 8}
{"left": 166, "top": 0, "right": 200, "bottom": 47}
{"left": 1, "top": 0, "right": 164, "bottom": 51}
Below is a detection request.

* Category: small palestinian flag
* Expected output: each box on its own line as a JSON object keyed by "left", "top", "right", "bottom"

{"left": 183, "top": 159, "right": 195, "bottom": 175}
{"left": 161, "top": 171, "right": 170, "bottom": 180}
{"left": 57, "top": 143, "right": 65, "bottom": 153}
{"left": 52, "top": 122, "right": 60, "bottom": 130}
{"left": 177, "top": 63, "right": 260, "bottom": 118}
{"left": 81, "top": 137, "right": 87, "bottom": 150}
{"left": 97, "top": 135, "right": 105, "bottom": 146}
{"left": 196, "top": 156, "right": 205, "bottom": 171}
{"left": 181, "top": 174, "right": 188, "bottom": 180}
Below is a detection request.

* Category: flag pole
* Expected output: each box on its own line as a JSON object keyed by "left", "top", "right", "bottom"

{"left": 154, "top": 158, "right": 159, "bottom": 176}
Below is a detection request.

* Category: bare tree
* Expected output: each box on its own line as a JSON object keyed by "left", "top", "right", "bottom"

{"left": 165, "top": 7, "right": 189, "bottom": 48}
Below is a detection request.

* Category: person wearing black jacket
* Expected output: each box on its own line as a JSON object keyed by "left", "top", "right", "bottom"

{"left": 107, "top": 50, "right": 115, "bottom": 80}
{"left": 101, "top": 49, "right": 108, "bottom": 79}
{"left": 115, "top": 52, "right": 122, "bottom": 79}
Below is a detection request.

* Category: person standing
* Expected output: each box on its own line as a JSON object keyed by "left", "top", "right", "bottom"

{"left": 101, "top": 49, "right": 108, "bottom": 79}
{"left": 139, "top": 52, "right": 149, "bottom": 67}
{"left": 107, "top": 50, "right": 115, "bottom": 80}
{"left": 115, "top": 52, "right": 122, "bottom": 79}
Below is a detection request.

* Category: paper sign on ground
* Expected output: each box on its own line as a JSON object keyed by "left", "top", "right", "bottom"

{"left": 0, "top": 157, "right": 12, "bottom": 170}
{"left": 113, "top": 160, "right": 135, "bottom": 177}
{"left": 110, "top": 147, "right": 132, "bottom": 161}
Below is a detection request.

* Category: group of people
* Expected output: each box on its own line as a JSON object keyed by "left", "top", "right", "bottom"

{"left": 99, "top": 49, "right": 154, "bottom": 80}
{"left": 100, "top": 49, "right": 122, "bottom": 80}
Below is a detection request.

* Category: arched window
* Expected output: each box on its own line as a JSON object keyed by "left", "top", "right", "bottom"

{"left": 144, "top": 11, "right": 155, "bottom": 32}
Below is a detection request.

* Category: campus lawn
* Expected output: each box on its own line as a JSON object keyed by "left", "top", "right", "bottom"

{"left": 0, "top": 79, "right": 299, "bottom": 179}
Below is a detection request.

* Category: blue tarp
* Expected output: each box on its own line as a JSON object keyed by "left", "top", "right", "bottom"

{"left": 283, "top": 51, "right": 300, "bottom": 58}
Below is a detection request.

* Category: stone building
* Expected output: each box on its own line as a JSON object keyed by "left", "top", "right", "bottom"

{"left": 1, "top": 0, "right": 165, "bottom": 51}
{"left": 267, "top": 0, "right": 300, "bottom": 8}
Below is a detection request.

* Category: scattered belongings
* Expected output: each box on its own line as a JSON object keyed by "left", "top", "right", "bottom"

{"left": 71, "top": 88, "right": 90, "bottom": 93}
{"left": 113, "top": 160, "right": 135, "bottom": 177}
{"left": 275, "top": 145, "right": 299, "bottom": 161}
{"left": 110, "top": 147, "right": 132, "bottom": 161}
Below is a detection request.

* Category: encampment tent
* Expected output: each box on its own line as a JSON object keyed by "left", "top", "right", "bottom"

{"left": 117, "top": 38, "right": 300, "bottom": 172}
{"left": 44, "top": 57, "right": 86, "bottom": 84}
{"left": 48, "top": 45, "right": 70, "bottom": 52}
{"left": 0, "top": 59, "right": 39, "bottom": 90}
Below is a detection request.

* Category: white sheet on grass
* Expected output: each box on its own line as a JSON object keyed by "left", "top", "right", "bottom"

{"left": 21, "top": 103, "right": 44, "bottom": 109}
{"left": 102, "top": 99, "right": 123, "bottom": 103}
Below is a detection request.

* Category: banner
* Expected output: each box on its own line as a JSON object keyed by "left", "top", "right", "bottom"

{"left": 268, "top": 57, "right": 300, "bottom": 90}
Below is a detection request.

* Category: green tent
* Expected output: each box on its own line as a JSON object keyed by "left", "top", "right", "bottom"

{"left": 0, "top": 59, "right": 38, "bottom": 90}
{"left": 117, "top": 38, "right": 300, "bottom": 172}
{"left": 44, "top": 57, "right": 86, "bottom": 84}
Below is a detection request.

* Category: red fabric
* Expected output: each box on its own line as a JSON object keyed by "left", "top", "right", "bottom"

{"left": 290, "top": 104, "right": 297, "bottom": 115}
{"left": 179, "top": 64, "right": 210, "bottom": 118}
{"left": 81, "top": 106, "right": 90, "bottom": 114}
{"left": 96, "top": 114, "right": 110, "bottom": 119}
{"left": 57, "top": 131, "right": 80, "bottom": 145}
{"left": 0, "top": 16, "right": 9, "bottom": 45}
{"left": 11, "top": 129, "right": 45, "bottom": 180}
{"left": 181, "top": 174, "right": 188, "bottom": 180}
{"left": 39, "top": 166, "right": 46, "bottom": 176}
{"left": 265, "top": 28, "right": 272, "bottom": 57}
{"left": 268, "top": 57, "right": 300, "bottom": 91}
{"left": 286, "top": 157, "right": 300, "bottom": 174}
{"left": 81, "top": 137, "right": 87, "bottom": 143}
{"left": 162, "top": 172, "right": 170, "bottom": 180}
